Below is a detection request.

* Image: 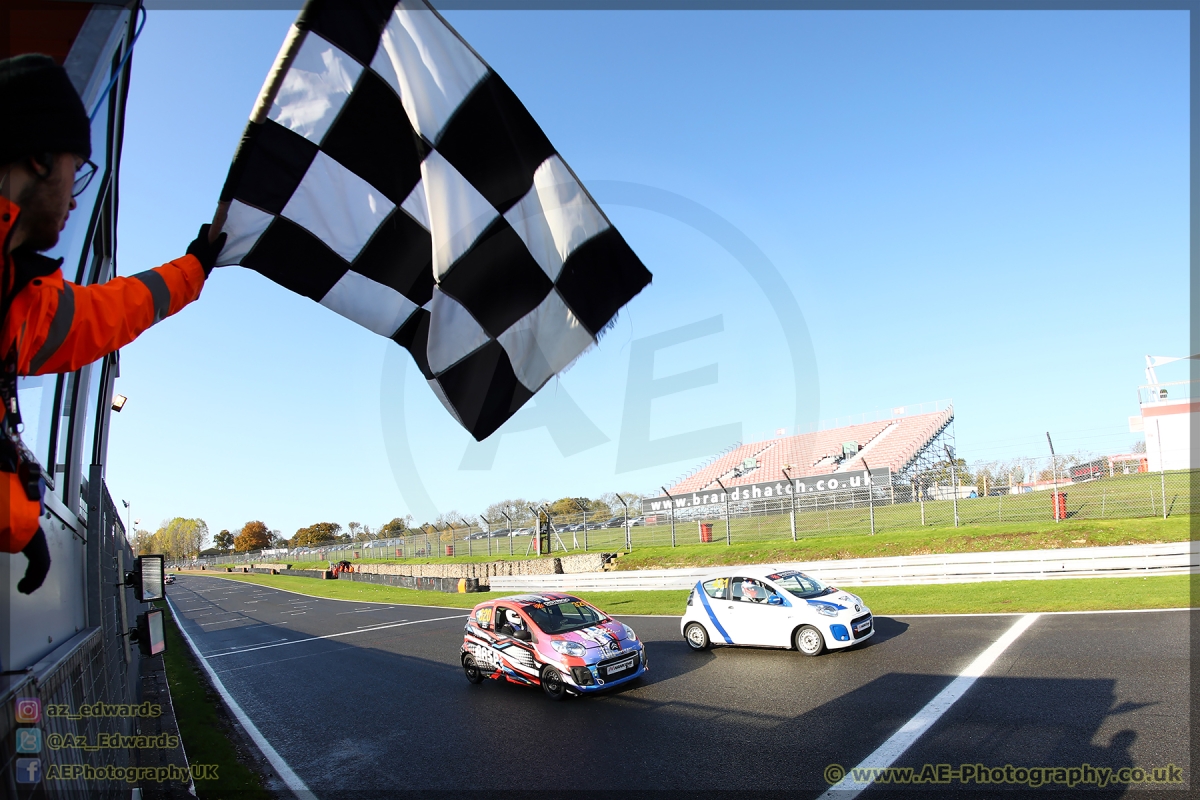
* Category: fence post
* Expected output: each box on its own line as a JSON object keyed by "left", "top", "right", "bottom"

{"left": 862, "top": 459, "right": 875, "bottom": 535}
{"left": 782, "top": 468, "right": 797, "bottom": 542}
{"left": 662, "top": 487, "right": 677, "bottom": 547}
{"left": 1156, "top": 420, "right": 1167, "bottom": 519}
{"left": 714, "top": 479, "right": 732, "bottom": 545}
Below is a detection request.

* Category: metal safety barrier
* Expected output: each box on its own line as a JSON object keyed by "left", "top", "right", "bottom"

{"left": 487, "top": 541, "right": 1199, "bottom": 593}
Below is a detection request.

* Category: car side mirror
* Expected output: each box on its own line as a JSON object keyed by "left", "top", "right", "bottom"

{"left": 768, "top": 595, "right": 783, "bottom": 606}
{"left": 513, "top": 629, "right": 532, "bottom": 642}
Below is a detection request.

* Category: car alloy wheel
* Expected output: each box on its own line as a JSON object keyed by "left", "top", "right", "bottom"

{"left": 684, "top": 622, "right": 710, "bottom": 651}
{"left": 794, "top": 625, "right": 826, "bottom": 657}
{"left": 541, "top": 666, "right": 567, "bottom": 701}
{"left": 463, "top": 655, "right": 485, "bottom": 684}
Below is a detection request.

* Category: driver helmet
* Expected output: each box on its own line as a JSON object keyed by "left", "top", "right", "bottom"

{"left": 743, "top": 582, "right": 765, "bottom": 601}
{"left": 506, "top": 609, "right": 524, "bottom": 629}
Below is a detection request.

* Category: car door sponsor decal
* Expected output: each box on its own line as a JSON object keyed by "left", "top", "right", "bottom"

{"left": 695, "top": 581, "right": 734, "bottom": 644}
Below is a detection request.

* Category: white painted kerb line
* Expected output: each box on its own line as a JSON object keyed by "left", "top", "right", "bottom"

{"left": 203, "top": 614, "right": 467, "bottom": 659}
{"left": 166, "top": 594, "right": 316, "bottom": 800}
{"left": 819, "top": 613, "right": 1040, "bottom": 799}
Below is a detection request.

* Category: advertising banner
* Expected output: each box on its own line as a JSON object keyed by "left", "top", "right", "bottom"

{"left": 645, "top": 467, "right": 891, "bottom": 513}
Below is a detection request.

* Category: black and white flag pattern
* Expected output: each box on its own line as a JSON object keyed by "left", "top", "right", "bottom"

{"left": 215, "top": 0, "right": 651, "bottom": 440}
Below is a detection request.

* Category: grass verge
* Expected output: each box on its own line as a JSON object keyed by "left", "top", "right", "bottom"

{"left": 611, "top": 517, "right": 1192, "bottom": 571}
{"left": 179, "top": 570, "right": 1193, "bottom": 617}
{"left": 157, "top": 599, "right": 272, "bottom": 799}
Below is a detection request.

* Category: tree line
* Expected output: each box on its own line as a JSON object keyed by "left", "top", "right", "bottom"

{"left": 138, "top": 492, "right": 646, "bottom": 557}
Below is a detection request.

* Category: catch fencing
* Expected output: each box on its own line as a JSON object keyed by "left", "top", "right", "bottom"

{"left": 488, "top": 540, "right": 1199, "bottom": 592}
{"left": 192, "top": 464, "right": 1194, "bottom": 568}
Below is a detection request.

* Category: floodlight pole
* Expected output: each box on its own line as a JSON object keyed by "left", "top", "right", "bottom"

{"left": 661, "top": 487, "right": 677, "bottom": 547}
{"left": 782, "top": 468, "right": 797, "bottom": 541}
{"left": 1046, "top": 432, "right": 1059, "bottom": 523}
{"left": 714, "top": 479, "right": 732, "bottom": 545}
{"left": 861, "top": 458, "right": 875, "bottom": 535}
{"left": 121, "top": 500, "right": 131, "bottom": 542}
{"left": 944, "top": 445, "right": 959, "bottom": 527}
{"left": 616, "top": 494, "right": 631, "bottom": 552}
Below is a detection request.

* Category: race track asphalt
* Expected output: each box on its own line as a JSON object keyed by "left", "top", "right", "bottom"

{"left": 166, "top": 575, "right": 1191, "bottom": 798}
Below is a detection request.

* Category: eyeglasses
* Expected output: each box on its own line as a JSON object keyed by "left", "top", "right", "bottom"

{"left": 72, "top": 160, "right": 98, "bottom": 198}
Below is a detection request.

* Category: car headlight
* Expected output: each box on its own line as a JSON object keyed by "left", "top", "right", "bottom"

{"left": 812, "top": 603, "right": 840, "bottom": 617}
{"left": 624, "top": 625, "right": 637, "bottom": 641}
{"left": 551, "top": 640, "right": 587, "bottom": 657}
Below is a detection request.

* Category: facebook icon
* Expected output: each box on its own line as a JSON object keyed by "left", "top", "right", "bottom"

{"left": 15, "top": 758, "right": 41, "bottom": 783}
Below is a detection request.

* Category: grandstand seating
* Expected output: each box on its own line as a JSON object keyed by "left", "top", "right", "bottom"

{"left": 668, "top": 407, "right": 953, "bottom": 494}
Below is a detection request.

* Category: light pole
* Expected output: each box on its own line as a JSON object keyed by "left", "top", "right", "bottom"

{"left": 572, "top": 498, "right": 588, "bottom": 551}
{"left": 661, "top": 486, "right": 677, "bottom": 547}
{"left": 782, "top": 467, "right": 797, "bottom": 541}
{"left": 714, "top": 478, "right": 732, "bottom": 545}
{"left": 944, "top": 445, "right": 959, "bottom": 528}
{"left": 121, "top": 500, "right": 131, "bottom": 540}
{"left": 861, "top": 458, "right": 875, "bottom": 535}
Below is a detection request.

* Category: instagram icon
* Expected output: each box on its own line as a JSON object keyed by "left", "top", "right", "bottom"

{"left": 15, "top": 698, "right": 41, "bottom": 724}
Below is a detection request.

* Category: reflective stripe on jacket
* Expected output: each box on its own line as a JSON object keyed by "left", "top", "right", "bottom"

{"left": 0, "top": 196, "right": 206, "bottom": 377}
{"left": 0, "top": 196, "right": 206, "bottom": 553}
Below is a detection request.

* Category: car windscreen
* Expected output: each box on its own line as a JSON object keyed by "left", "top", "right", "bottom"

{"left": 524, "top": 598, "right": 606, "bottom": 634}
{"left": 768, "top": 572, "right": 837, "bottom": 599}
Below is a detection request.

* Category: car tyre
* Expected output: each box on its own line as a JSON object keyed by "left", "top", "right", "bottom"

{"left": 794, "top": 625, "right": 826, "bottom": 656}
{"left": 684, "top": 622, "right": 710, "bottom": 651}
{"left": 540, "top": 666, "right": 568, "bottom": 701}
{"left": 463, "top": 655, "right": 485, "bottom": 684}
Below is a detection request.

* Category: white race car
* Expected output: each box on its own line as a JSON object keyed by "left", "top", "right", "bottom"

{"left": 680, "top": 568, "right": 874, "bottom": 656}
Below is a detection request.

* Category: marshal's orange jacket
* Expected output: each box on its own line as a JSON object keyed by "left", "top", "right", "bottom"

{"left": 1, "top": 195, "right": 207, "bottom": 552}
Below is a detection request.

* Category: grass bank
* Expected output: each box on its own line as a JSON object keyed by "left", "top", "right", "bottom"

{"left": 610, "top": 516, "right": 1192, "bottom": 571}
{"left": 179, "top": 570, "right": 1193, "bottom": 617}
{"left": 224, "top": 516, "right": 1190, "bottom": 574}
{"left": 157, "top": 600, "right": 271, "bottom": 798}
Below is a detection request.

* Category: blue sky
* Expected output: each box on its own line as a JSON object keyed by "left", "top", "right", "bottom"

{"left": 105, "top": 9, "right": 1188, "bottom": 537}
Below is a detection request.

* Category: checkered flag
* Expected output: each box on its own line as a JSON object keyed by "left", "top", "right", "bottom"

{"left": 214, "top": 0, "right": 651, "bottom": 440}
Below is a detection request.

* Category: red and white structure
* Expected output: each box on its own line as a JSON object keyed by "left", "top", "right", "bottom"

{"left": 1136, "top": 354, "right": 1196, "bottom": 471}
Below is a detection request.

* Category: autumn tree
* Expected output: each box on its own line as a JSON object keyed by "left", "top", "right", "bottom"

{"left": 137, "top": 518, "right": 209, "bottom": 559}
{"left": 379, "top": 516, "right": 411, "bottom": 537}
{"left": 214, "top": 530, "right": 234, "bottom": 552}
{"left": 234, "top": 521, "right": 271, "bottom": 552}
{"left": 291, "top": 522, "right": 341, "bottom": 548}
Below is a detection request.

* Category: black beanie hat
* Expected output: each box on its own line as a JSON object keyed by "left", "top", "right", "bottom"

{"left": 0, "top": 53, "right": 92, "bottom": 165}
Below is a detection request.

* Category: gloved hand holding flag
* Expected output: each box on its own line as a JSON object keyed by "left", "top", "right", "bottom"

{"left": 212, "top": 0, "right": 651, "bottom": 441}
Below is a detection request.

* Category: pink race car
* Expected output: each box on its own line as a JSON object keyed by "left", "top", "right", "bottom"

{"left": 461, "top": 593, "right": 647, "bottom": 700}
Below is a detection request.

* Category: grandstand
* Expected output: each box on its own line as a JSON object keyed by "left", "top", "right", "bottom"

{"left": 666, "top": 402, "right": 954, "bottom": 495}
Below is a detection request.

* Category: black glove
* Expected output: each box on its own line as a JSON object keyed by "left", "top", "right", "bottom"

{"left": 17, "top": 528, "right": 51, "bottom": 595}
{"left": 186, "top": 224, "right": 228, "bottom": 277}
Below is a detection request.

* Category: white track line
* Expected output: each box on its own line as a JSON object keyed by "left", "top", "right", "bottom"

{"left": 818, "top": 613, "right": 1040, "bottom": 799}
{"left": 165, "top": 594, "right": 315, "bottom": 800}
{"left": 203, "top": 614, "right": 467, "bottom": 659}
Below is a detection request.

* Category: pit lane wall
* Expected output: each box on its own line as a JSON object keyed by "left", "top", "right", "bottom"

{"left": 487, "top": 541, "right": 1199, "bottom": 592}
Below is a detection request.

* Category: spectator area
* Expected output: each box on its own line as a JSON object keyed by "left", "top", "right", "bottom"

{"left": 668, "top": 407, "right": 953, "bottom": 494}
